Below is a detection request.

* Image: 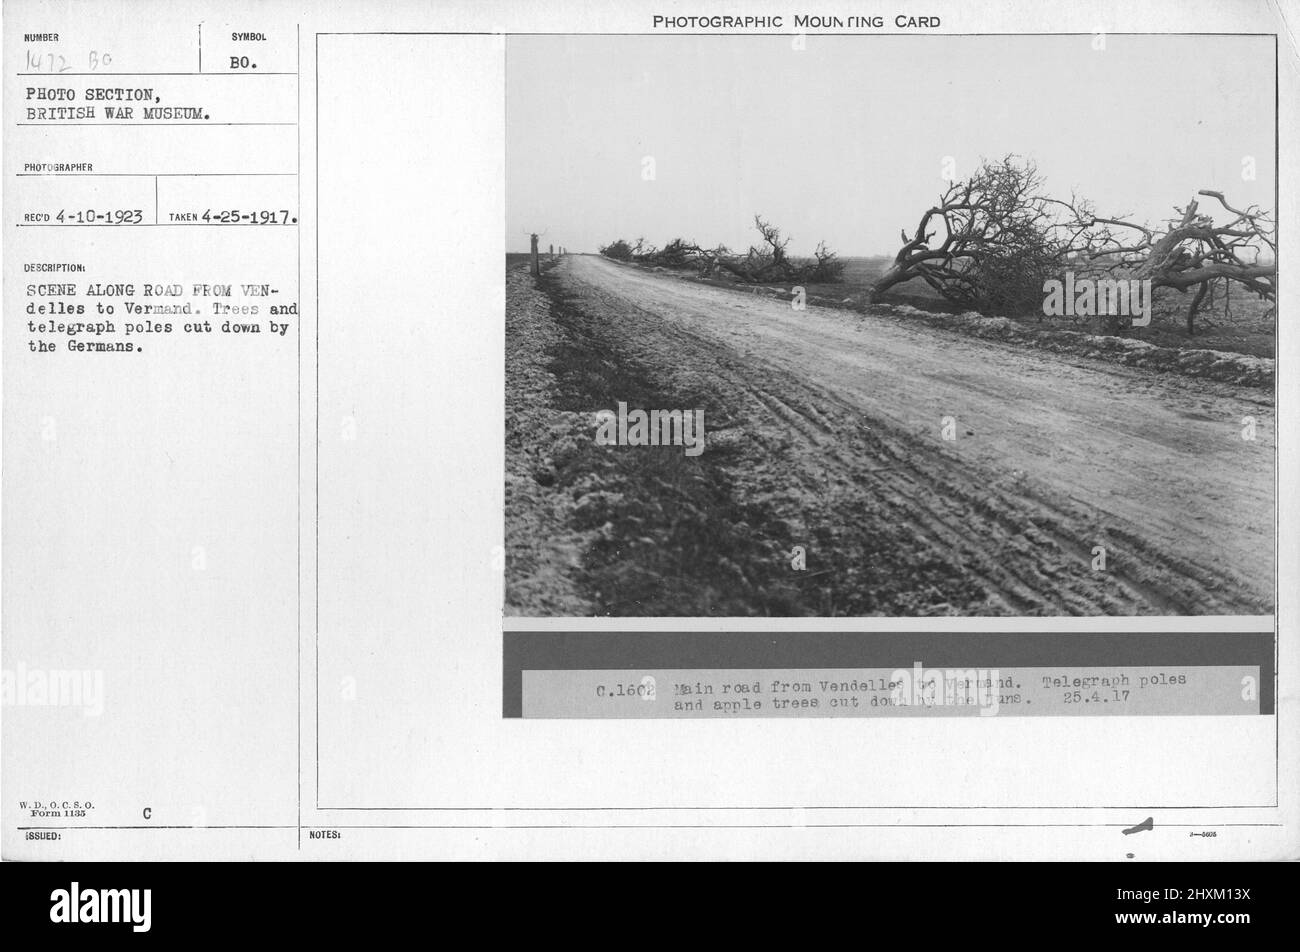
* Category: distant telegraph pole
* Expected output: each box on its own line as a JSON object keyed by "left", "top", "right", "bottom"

{"left": 524, "top": 228, "right": 548, "bottom": 276}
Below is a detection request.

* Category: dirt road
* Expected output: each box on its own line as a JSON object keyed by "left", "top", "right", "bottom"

{"left": 512, "top": 255, "right": 1274, "bottom": 615}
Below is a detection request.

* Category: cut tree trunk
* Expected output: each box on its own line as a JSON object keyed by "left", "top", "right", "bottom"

{"left": 1186, "top": 281, "right": 1209, "bottom": 336}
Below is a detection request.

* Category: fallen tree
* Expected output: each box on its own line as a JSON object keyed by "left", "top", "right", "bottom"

{"left": 872, "top": 157, "right": 1276, "bottom": 335}
{"left": 598, "top": 238, "right": 634, "bottom": 261}
{"left": 715, "top": 215, "right": 791, "bottom": 281}
{"left": 600, "top": 216, "right": 844, "bottom": 284}
{"left": 868, "top": 156, "right": 1068, "bottom": 313}
{"left": 1063, "top": 191, "right": 1276, "bottom": 335}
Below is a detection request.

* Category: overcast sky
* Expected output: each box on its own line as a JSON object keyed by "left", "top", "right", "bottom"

{"left": 505, "top": 34, "right": 1275, "bottom": 256}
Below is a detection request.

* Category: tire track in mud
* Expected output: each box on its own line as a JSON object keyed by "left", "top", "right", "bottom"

{"left": 529, "top": 269, "right": 810, "bottom": 615}
{"left": 521, "top": 256, "right": 1273, "bottom": 616}
{"left": 640, "top": 315, "right": 1144, "bottom": 615}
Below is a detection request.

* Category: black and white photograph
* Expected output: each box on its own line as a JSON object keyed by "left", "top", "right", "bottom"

{"left": 505, "top": 33, "right": 1276, "bottom": 617}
